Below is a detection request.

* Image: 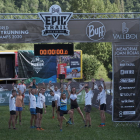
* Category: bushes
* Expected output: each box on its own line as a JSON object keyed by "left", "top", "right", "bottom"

{"left": 94, "top": 64, "right": 110, "bottom": 81}
{"left": 82, "top": 54, "right": 100, "bottom": 80}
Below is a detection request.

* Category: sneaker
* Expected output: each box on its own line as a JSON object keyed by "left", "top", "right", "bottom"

{"left": 98, "top": 124, "right": 105, "bottom": 127}
{"left": 88, "top": 125, "right": 91, "bottom": 128}
{"left": 40, "top": 128, "right": 44, "bottom": 130}
{"left": 30, "top": 126, "right": 34, "bottom": 128}
{"left": 84, "top": 125, "right": 87, "bottom": 128}
{"left": 52, "top": 116, "right": 55, "bottom": 119}
{"left": 13, "top": 128, "right": 16, "bottom": 130}
{"left": 60, "top": 129, "right": 62, "bottom": 132}
{"left": 67, "top": 120, "right": 72, "bottom": 125}
{"left": 36, "top": 128, "right": 40, "bottom": 130}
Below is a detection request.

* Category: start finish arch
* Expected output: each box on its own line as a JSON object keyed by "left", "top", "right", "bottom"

{"left": 0, "top": 4, "right": 140, "bottom": 122}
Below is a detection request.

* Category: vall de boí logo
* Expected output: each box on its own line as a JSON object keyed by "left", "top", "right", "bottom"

{"left": 38, "top": 5, "right": 73, "bottom": 39}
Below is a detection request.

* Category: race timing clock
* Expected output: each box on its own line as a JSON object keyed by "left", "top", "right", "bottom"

{"left": 34, "top": 44, "right": 74, "bottom": 56}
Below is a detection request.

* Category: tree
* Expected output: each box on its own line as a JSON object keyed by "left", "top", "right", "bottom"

{"left": 75, "top": 42, "right": 112, "bottom": 72}
{"left": 20, "top": 0, "right": 39, "bottom": 13}
{"left": 82, "top": 54, "right": 100, "bottom": 80}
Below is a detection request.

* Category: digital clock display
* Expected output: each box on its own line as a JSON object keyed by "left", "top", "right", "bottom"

{"left": 34, "top": 44, "right": 74, "bottom": 56}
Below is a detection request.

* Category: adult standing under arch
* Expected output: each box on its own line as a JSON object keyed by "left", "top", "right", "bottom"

{"left": 17, "top": 80, "right": 26, "bottom": 109}
{"left": 97, "top": 78, "right": 106, "bottom": 127}
{"left": 49, "top": 80, "right": 63, "bottom": 119}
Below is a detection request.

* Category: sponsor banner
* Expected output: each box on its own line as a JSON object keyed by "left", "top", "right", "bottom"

{"left": 0, "top": 82, "right": 112, "bottom": 115}
{"left": 113, "top": 43, "right": 140, "bottom": 121}
{"left": 57, "top": 50, "right": 82, "bottom": 79}
{"left": 0, "top": 82, "right": 89, "bottom": 105}
{"left": 57, "top": 63, "right": 67, "bottom": 78}
{"left": 18, "top": 50, "right": 57, "bottom": 83}
{"left": 70, "top": 58, "right": 80, "bottom": 68}
{"left": 0, "top": 18, "right": 139, "bottom": 43}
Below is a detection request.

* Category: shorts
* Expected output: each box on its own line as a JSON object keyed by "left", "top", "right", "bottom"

{"left": 52, "top": 101, "right": 55, "bottom": 107}
{"left": 100, "top": 104, "right": 106, "bottom": 111}
{"left": 57, "top": 106, "right": 60, "bottom": 111}
{"left": 10, "top": 111, "right": 16, "bottom": 115}
{"left": 16, "top": 107, "right": 23, "bottom": 111}
{"left": 30, "top": 108, "right": 36, "bottom": 115}
{"left": 36, "top": 107, "right": 43, "bottom": 114}
{"left": 71, "top": 103, "right": 79, "bottom": 109}
{"left": 85, "top": 105, "right": 91, "bottom": 113}
{"left": 22, "top": 94, "right": 25, "bottom": 98}
{"left": 60, "top": 110, "right": 69, "bottom": 116}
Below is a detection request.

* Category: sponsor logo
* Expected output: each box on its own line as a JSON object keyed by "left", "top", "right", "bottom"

{"left": 113, "top": 22, "right": 137, "bottom": 40}
{"left": 120, "top": 93, "right": 135, "bottom": 96}
{"left": 119, "top": 111, "right": 135, "bottom": 117}
{"left": 121, "top": 106, "right": 134, "bottom": 108}
{"left": 31, "top": 57, "right": 44, "bottom": 73}
{"left": 123, "top": 111, "right": 135, "bottom": 115}
{"left": 120, "top": 78, "right": 135, "bottom": 83}
{"left": 86, "top": 21, "right": 106, "bottom": 41}
{"left": 119, "top": 86, "right": 135, "bottom": 90}
{"left": 115, "top": 46, "right": 139, "bottom": 56}
{"left": 121, "top": 99, "right": 134, "bottom": 103}
{"left": 119, "top": 111, "right": 123, "bottom": 117}
{"left": 120, "top": 60, "right": 135, "bottom": 67}
{"left": 38, "top": 5, "right": 73, "bottom": 39}
{"left": 0, "top": 97, "right": 5, "bottom": 103}
{"left": 120, "top": 70, "right": 134, "bottom": 75}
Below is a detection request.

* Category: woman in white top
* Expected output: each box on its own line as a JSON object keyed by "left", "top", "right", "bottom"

{"left": 67, "top": 81, "right": 86, "bottom": 123}
{"left": 36, "top": 87, "right": 46, "bottom": 130}
{"left": 8, "top": 90, "right": 17, "bottom": 129}
{"left": 98, "top": 78, "right": 106, "bottom": 127}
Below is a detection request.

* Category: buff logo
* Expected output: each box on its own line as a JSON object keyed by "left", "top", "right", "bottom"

{"left": 38, "top": 5, "right": 73, "bottom": 39}
{"left": 86, "top": 21, "right": 106, "bottom": 41}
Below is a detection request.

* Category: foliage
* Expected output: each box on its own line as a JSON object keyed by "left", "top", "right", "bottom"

{"left": 82, "top": 54, "right": 100, "bottom": 80}
{"left": 110, "top": 0, "right": 140, "bottom": 12}
{"left": 0, "top": 46, "right": 5, "bottom": 50}
{"left": 76, "top": 42, "right": 112, "bottom": 72}
{"left": 0, "top": 43, "right": 34, "bottom": 50}
{"left": 94, "top": 64, "right": 110, "bottom": 81}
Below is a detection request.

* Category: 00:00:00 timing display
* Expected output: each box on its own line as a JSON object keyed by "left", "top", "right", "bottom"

{"left": 40, "top": 49, "right": 68, "bottom": 55}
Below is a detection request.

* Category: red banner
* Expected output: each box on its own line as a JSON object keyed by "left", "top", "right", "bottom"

{"left": 57, "top": 63, "right": 67, "bottom": 78}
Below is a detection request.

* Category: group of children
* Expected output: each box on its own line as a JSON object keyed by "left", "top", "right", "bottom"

{"left": 8, "top": 78, "right": 107, "bottom": 131}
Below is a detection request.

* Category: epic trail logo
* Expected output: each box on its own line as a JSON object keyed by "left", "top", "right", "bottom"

{"left": 38, "top": 5, "right": 73, "bottom": 39}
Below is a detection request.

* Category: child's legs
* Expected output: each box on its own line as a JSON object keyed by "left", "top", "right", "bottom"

{"left": 8, "top": 115, "right": 12, "bottom": 128}
{"left": 12, "top": 115, "right": 16, "bottom": 128}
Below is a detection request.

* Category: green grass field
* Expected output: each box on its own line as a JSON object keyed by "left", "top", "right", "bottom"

{"left": 0, "top": 105, "right": 139, "bottom": 140}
